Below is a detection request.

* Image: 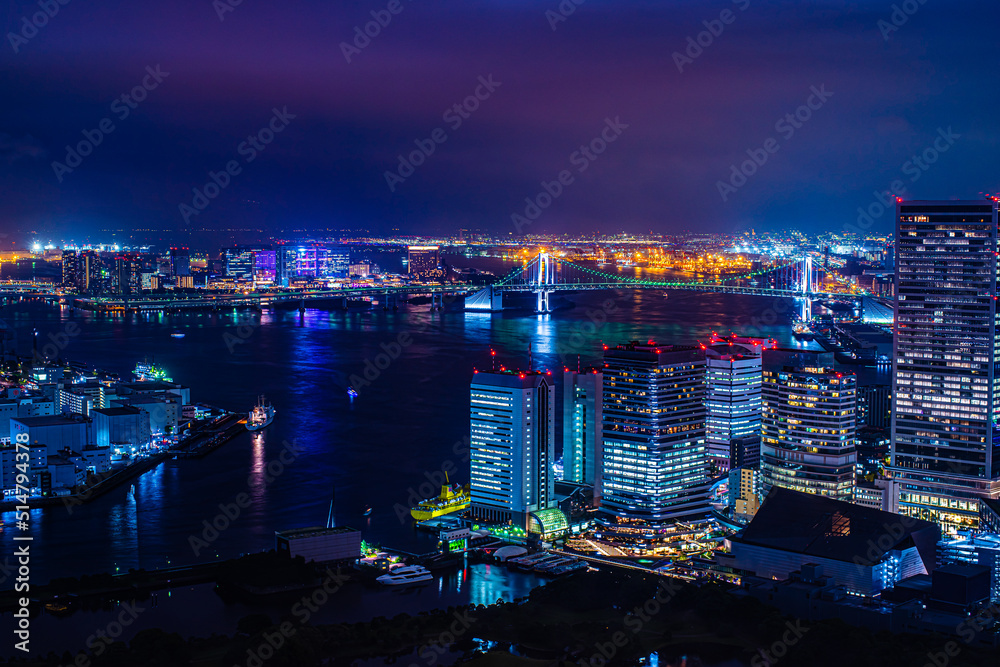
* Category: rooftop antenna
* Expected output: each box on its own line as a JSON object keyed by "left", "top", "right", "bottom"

{"left": 326, "top": 486, "right": 336, "bottom": 529}
{"left": 528, "top": 342, "right": 532, "bottom": 371}
{"left": 577, "top": 354, "right": 581, "bottom": 374}
{"left": 491, "top": 348, "right": 496, "bottom": 371}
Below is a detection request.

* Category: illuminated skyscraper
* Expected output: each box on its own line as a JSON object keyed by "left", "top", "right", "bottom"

{"left": 704, "top": 334, "right": 763, "bottom": 473}
{"left": 469, "top": 369, "right": 554, "bottom": 528}
{"left": 61, "top": 250, "right": 78, "bottom": 289}
{"left": 891, "top": 199, "right": 1000, "bottom": 530}
{"left": 561, "top": 368, "right": 602, "bottom": 499}
{"left": 600, "top": 342, "right": 710, "bottom": 523}
{"left": 761, "top": 361, "right": 856, "bottom": 500}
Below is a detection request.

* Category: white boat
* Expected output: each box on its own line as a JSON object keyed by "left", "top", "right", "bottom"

{"left": 246, "top": 396, "right": 275, "bottom": 431}
{"left": 375, "top": 565, "right": 433, "bottom": 586}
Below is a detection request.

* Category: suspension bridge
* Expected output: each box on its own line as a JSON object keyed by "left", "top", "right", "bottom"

{"left": 465, "top": 252, "right": 887, "bottom": 320}
{"left": 0, "top": 253, "right": 893, "bottom": 321}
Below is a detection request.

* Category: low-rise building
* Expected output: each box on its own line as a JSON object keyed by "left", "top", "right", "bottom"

{"left": 11, "top": 414, "right": 90, "bottom": 457}
{"left": 721, "top": 487, "right": 939, "bottom": 597}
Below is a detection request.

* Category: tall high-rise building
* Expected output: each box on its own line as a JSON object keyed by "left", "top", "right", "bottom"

{"left": 704, "top": 333, "right": 763, "bottom": 473}
{"left": 328, "top": 246, "right": 351, "bottom": 278}
{"left": 112, "top": 254, "right": 143, "bottom": 297}
{"left": 224, "top": 247, "right": 257, "bottom": 281}
{"left": 407, "top": 245, "right": 440, "bottom": 275}
{"left": 891, "top": 199, "right": 1000, "bottom": 530}
{"left": 761, "top": 358, "right": 857, "bottom": 500}
{"left": 61, "top": 250, "right": 78, "bottom": 289}
{"left": 253, "top": 250, "right": 277, "bottom": 284}
{"left": 169, "top": 247, "right": 190, "bottom": 277}
{"left": 561, "top": 368, "right": 602, "bottom": 499}
{"left": 469, "top": 369, "right": 555, "bottom": 528}
{"left": 79, "top": 250, "right": 103, "bottom": 294}
{"left": 601, "top": 342, "right": 710, "bottom": 523}
{"left": 857, "top": 384, "right": 891, "bottom": 430}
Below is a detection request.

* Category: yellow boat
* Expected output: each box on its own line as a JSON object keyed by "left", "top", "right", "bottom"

{"left": 410, "top": 474, "right": 471, "bottom": 521}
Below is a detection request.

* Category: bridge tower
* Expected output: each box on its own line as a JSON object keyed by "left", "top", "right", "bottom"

{"left": 535, "top": 252, "right": 554, "bottom": 313}
{"left": 796, "top": 255, "right": 814, "bottom": 322}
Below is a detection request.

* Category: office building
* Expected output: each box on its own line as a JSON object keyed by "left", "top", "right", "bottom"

{"left": 469, "top": 369, "right": 555, "bottom": 529}
{"left": 728, "top": 466, "right": 761, "bottom": 522}
{"left": 601, "top": 342, "right": 710, "bottom": 523}
{"left": 112, "top": 254, "right": 143, "bottom": 297}
{"left": 328, "top": 246, "right": 351, "bottom": 278}
{"left": 224, "top": 246, "right": 257, "bottom": 281}
{"left": 169, "top": 247, "right": 190, "bottom": 277}
{"left": 891, "top": 200, "right": 1000, "bottom": 531}
{"left": 704, "top": 333, "right": 763, "bottom": 473}
{"left": 730, "top": 434, "right": 761, "bottom": 470}
{"left": 253, "top": 249, "right": 277, "bottom": 284}
{"left": 561, "top": 368, "right": 602, "bottom": 499}
{"left": 761, "top": 356, "right": 857, "bottom": 500}
{"left": 407, "top": 245, "right": 440, "bottom": 275}
{"left": 348, "top": 263, "right": 371, "bottom": 278}
{"left": 858, "top": 384, "right": 891, "bottom": 430}
{"left": 938, "top": 532, "right": 1000, "bottom": 603}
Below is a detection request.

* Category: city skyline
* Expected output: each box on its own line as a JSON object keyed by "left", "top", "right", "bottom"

{"left": 5, "top": 1, "right": 1000, "bottom": 663}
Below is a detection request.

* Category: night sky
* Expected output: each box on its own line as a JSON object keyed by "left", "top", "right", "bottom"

{"left": 1, "top": 0, "right": 997, "bottom": 245}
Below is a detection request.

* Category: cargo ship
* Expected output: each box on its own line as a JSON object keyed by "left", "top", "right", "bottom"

{"left": 246, "top": 396, "right": 275, "bottom": 431}
{"left": 409, "top": 473, "right": 471, "bottom": 520}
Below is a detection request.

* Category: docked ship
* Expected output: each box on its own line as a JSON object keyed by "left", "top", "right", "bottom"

{"left": 375, "top": 564, "right": 433, "bottom": 586}
{"left": 134, "top": 358, "right": 172, "bottom": 382}
{"left": 246, "top": 396, "right": 276, "bottom": 431}
{"left": 409, "top": 473, "right": 471, "bottom": 520}
{"left": 792, "top": 322, "right": 815, "bottom": 341}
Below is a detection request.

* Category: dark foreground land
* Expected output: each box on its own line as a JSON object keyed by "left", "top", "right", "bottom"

{"left": 8, "top": 567, "right": 1000, "bottom": 666}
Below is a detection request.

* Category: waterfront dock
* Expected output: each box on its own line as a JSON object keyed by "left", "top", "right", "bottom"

{"left": 172, "top": 413, "right": 246, "bottom": 458}
{"left": 0, "top": 451, "right": 171, "bottom": 511}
